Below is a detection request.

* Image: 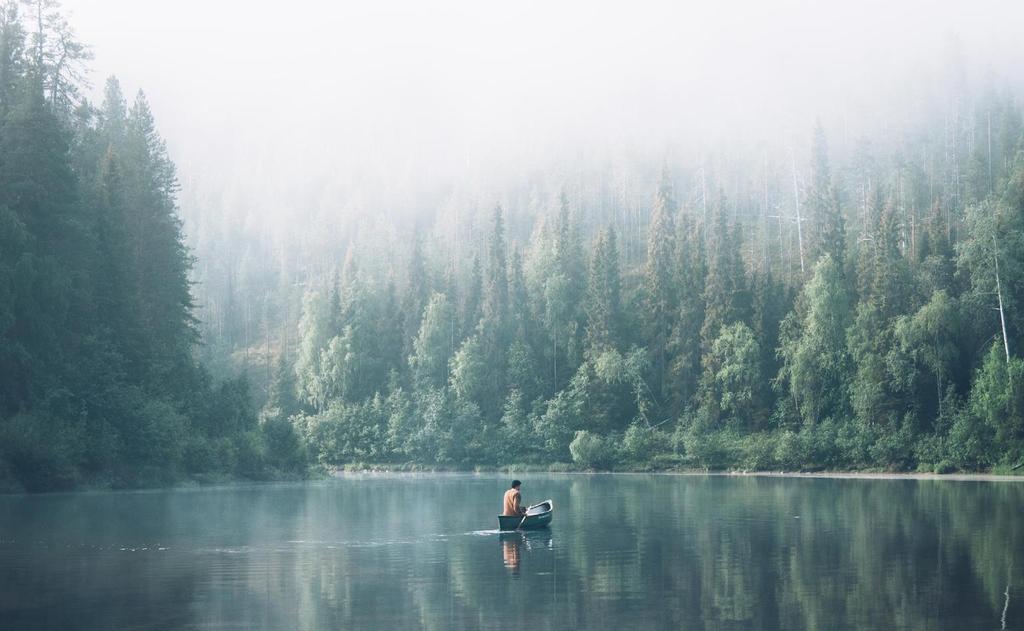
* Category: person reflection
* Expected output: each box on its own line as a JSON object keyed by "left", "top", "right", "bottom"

{"left": 502, "top": 534, "right": 521, "bottom": 574}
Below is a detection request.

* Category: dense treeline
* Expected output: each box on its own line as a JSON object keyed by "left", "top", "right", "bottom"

{"left": 4, "top": 3, "right": 1024, "bottom": 485}
{"left": 0, "top": 1, "right": 304, "bottom": 491}
{"left": 276, "top": 104, "right": 1024, "bottom": 473}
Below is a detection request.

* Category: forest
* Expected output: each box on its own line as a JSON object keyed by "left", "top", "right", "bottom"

{"left": 0, "top": 1, "right": 304, "bottom": 491}
{"left": 273, "top": 129, "right": 1024, "bottom": 475}
{"left": 3, "top": 1, "right": 1024, "bottom": 492}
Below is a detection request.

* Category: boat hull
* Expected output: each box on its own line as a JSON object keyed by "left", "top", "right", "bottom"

{"left": 498, "top": 500, "right": 553, "bottom": 531}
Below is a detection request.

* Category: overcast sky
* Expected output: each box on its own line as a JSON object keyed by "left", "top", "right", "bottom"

{"left": 59, "top": 0, "right": 1024, "bottom": 221}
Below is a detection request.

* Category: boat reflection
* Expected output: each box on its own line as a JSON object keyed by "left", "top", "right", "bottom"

{"left": 500, "top": 530, "right": 553, "bottom": 575}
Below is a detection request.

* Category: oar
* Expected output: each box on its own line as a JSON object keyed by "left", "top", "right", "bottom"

{"left": 516, "top": 502, "right": 538, "bottom": 530}
{"left": 516, "top": 508, "right": 529, "bottom": 530}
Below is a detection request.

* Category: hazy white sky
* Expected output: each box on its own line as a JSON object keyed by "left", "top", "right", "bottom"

{"left": 58, "top": 0, "right": 1024, "bottom": 220}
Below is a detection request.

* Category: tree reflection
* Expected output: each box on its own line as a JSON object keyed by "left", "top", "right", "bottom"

{"left": 0, "top": 476, "right": 1021, "bottom": 630}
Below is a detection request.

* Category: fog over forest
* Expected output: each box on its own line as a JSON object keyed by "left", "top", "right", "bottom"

{"left": 4, "top": 0, "right": 1024, "bottom": 489}
{"left": 69, "top": 0, "right": 1024, "bottom": 353}
{"left": 66, "top": 1, "right": 1021, "bottom": 205}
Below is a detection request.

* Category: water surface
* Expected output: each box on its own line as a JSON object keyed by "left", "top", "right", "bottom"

{"left": 0, "top": 473, "right": 1021, "bottom": 630}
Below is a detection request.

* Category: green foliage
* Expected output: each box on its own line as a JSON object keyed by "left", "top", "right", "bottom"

{"left": 679, "top": 428, "right": 741, "bottom": 470}
{"left": 966, "top": 342, "right": 1024, "bottom": 464}
{"left": 498, "top": 389, "right": 534, "bottom": 463}
{"left": 0, "top": 411, "right": 83, "bottom": 491}
{"left": 410, "top": 292, "right": 453, "bottom": 391}
{"left": 569, "top": 430, "right": 618, "bottom": 469}
{"left": 277, "top": 152, "right": 1024, "bottom": 475}
{"left": 642, "top": 171, "right": 678, "bottom": 402}
{"left": 806, "top": 123, "right": 845, "bottom": 266}
{"left": 622, "top": 421, "right": 666, "bottom": 463}
{"left": 535, "top": 366, "right": 590, "bottom": 461}
{"left": 450, "top": 335, "right": 486, "bottom": 405}
{"left": 848, "top": 302, "right": 902, "bottom": 426}
{"left": 585, "top": 227, "right": 622, "bottom": 355}
{"left": 778, "top": 256, "right": 853, "bottom": 426}
{"left": 9, "top": 2, "right": 1024, "bottom": 484}
{"left": 702, "top": 322, "right": 764, "bottom": 426}
{"left": 867, "top": 415, "right": 917, "bottom": 471}
{"left": 0, "top": 5, "right": 303, "bottom": 490}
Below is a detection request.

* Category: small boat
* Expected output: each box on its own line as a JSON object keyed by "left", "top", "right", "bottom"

{"left": 498, "top": 499, "right": 554, "bottom": 531}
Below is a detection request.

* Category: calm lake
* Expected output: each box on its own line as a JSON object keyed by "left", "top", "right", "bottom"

{"left": 0, "top": 473, "right": 1021, "bottom": 630}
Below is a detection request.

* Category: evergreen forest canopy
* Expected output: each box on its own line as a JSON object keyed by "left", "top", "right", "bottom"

{"left": 0, "top": 1, "right": 303, "bottom": 491}
{"left": 3, "top": 2, "right": 1024, "bottom": 492}
{"left": 262, "top": 93, "right": 1024, "bottom": 475}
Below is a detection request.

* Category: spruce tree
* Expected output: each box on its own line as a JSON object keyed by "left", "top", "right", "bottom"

{"left": 584, "top": 226, "right": 622, "bottom": 355}
{"left": 700, "top": 193, "right": 748, "bottom": 352}
{"left": 642, "top": 171, "right": 677, "bottom": 402}
{"left": 806, "top": 123, "right": 845, "bottom": 266}
{"left": 401, "top": 232, "right": 430, "bottom": 363}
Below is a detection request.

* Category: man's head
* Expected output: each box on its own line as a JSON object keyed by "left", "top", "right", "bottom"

{"left": 511, "top": 480, "right": 521, "bottom": 489}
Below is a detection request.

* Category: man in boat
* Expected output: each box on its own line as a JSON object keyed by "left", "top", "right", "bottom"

{"left": 502, "top": 480, "right": 526, "bottom": 516}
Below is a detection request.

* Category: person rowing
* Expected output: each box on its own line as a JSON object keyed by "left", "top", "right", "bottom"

{"left": 502, "top": 480, "right": 526, "bottom": 516}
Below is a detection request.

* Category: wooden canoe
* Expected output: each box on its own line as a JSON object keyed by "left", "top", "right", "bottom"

{"left": 498, "top": 499, "right": 553, "bottom": 531}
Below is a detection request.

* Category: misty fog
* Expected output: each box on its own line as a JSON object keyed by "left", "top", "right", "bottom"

{"left": 5, "top": 0, "right": 1024, "bottom": 488}
{"left": 6, "top": 2, "right": 1024, "bottom": 627}
{"left": 67, "top": 0, "right": 1024, "bottom": 219}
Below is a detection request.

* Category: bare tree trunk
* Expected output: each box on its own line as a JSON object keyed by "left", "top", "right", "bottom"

{"left": 763, "top": 151, "right": 769, "bottom": 272}
{"left": 988, "top": 109, "right": 993, "bottom": 193}
{"left": 701, "top": 165, "right": 708, "bottom": 245}
{"left": 552, "top": 328, "right": 558, "bottom": 391}
{"left": 791, "top": 152, "right": 806, "bottom": 274}
{"left": 995, "top": 235, "right": 1011, "bottom": 362}
{"left": 245, "top": 297, "right": 251, "bottom": 363}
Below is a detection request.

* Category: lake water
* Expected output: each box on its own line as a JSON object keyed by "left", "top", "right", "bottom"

{"left": 0, "top": 473, "right": 1021, "bottom": 630}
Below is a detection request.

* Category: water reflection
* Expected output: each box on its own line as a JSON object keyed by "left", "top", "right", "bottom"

{"left": 0, "top": 475, "right": 1020, "bottom": 630}
{"left": 500, "top": 530, "right": 553, "bottom": 575}
{"left": 501, "top": 533, "right": 521, "bottom": 573}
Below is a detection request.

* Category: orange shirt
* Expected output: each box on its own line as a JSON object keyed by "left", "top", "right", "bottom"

{"left": 502, "top": 488, "right": 521, "bottom": 516}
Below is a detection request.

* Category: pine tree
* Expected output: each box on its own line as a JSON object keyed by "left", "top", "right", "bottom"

{"left": 0, "top": 78, "right": 88, "bottom": 414}
{"left": 508, "top": 247, "right": 531, "bottom": 341}
{"left": 856, "top": 187, "right": 911, "bottom": 318}
{"left": 700, "top": 193, "right": 748, "bottom": 352}
{"left": 267, "top": 352, "right": 300, "bottom": 419}
{"left": 98, "top": 76, "right": 127, "bottom": 143}
{"left": 401, "top": 232, "right": 430, "bottom": 364}
{"left": 584, "top": 226, "right": 622, "bottom": 355}
{"left": 93, "top": 147, "right": 142, "bottom": 372}
{"left": 642, "top": 171, "right": 677, "bottom": 402}
{"left": 22, "top": 0, "right": 91, "bottom": 116}
{"left": 462, "top": 255, "right": 482, "bottom": 338}
{"left": 668, "top": 210, "right": 705, "bottom": 411}
{"left": 0, "top": 5, "right": 272, "bottom": 488}
{"left": 121, "top": 91, "right": 197, "bottom": 390}
{"left": 806, "top": 123, "right": 845, "bottom": 266}
{"left": 554, "top": 193, "right": 586, "bottom": 369}
{"left": 482, "top": 205, "right": 508, "bottom": 324}
{"left": 477, "top": 205, "right": 511, "bottom": 418}
{"left": 377, "top": 278, "right": 404, "bottom": 380}
{"left": 0, "top": 1, "right": 25, "bottom": 115}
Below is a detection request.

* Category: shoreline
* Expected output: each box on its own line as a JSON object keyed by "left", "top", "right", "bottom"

{"left": 715, "top": 470, "right": 1024, "bottom": 482}
{"left": 5, "top": 468, "right": 1021, "bottom": 495}
{"left": 332, "top": 467, "right": 1024, "bottom": 482}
